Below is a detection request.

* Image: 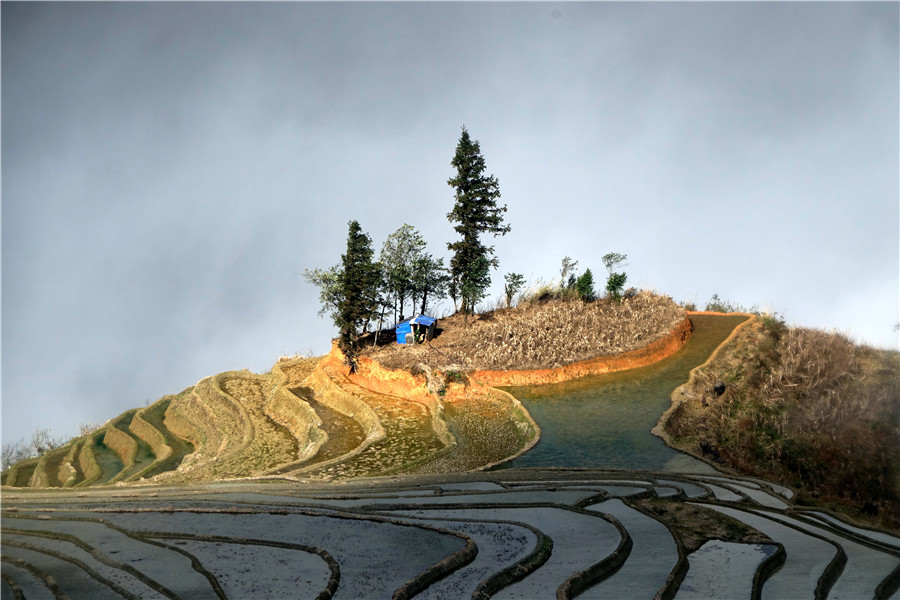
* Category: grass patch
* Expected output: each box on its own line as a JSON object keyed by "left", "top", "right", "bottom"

{"left": 633, "top": 497, "right": 773, "bottom": 552}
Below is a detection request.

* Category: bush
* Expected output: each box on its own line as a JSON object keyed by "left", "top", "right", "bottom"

{"left": 444, "top": 370, "right": 469, "bottom": 386}
{"left": 575, "top": 269, "right": 596, "bottom": 301}
{"left": 705, "top": 294, "right": 760, "bottom": 314}
{"left": 605, "top": 272, "right": 627, "bottom": 300}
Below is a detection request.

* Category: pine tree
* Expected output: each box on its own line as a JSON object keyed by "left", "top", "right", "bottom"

{"left": 337, "top": 220, "right": 380, "bottom": 370}
{"left": 447, "top": 127, "right": 509, "bottom": 316}
{"left": 575, "top": 269, "right": 596, "bottom": 301}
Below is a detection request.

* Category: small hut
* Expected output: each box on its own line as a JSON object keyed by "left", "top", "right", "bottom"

{"left": 395, "top": 315, "right": 436, "bottom": 345}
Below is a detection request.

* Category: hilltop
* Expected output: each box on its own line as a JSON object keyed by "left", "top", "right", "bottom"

{"left": 363, "top": 290, "right": 686, "bottom": 373}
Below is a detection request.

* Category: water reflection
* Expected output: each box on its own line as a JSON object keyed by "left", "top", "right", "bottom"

{"left": 499, "top": 314, "right": 748, "bottom": 473}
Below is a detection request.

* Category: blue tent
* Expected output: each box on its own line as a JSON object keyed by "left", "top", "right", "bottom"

{"left": 395, "top": 315, "right": 436, "bottom": 344}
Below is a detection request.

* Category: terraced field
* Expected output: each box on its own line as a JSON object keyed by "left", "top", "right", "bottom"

{"left": 4, "top": 314, "right": 897, "bottom": 597}
{"left": 3, "top": 471, "right": 898, "bottom": 598}
{"left": 1, "top": 354, "right": 537, "bottom": 489}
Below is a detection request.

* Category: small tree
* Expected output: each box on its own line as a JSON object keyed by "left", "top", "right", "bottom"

{"left": 504, "top": 272, "right": 526, "bottom": 307}
{"left": 602, "top": 252, "right": 628, "bottom": 301}
{"left": 605, "top": 273, "right": 627, "bottom": 300}
{"left": 2, "top": 428, "right": 65, "bottom": 470}
{"left": 560, "top": 256, "right": 578, "bottom": 290}
{"left": 1, "top": 439, "right": 29, "bottom": 471}
{"left": 575, "top": 269, "right": 595, "bottom": 301}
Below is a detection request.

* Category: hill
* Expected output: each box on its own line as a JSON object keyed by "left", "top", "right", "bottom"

{"left": 0, "top": 292, "right": 687, "bottom": 488}
{"left": 658, "top": 313, "right": 900, "bottom": 529}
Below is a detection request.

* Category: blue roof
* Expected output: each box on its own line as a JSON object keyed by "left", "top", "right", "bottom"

{"left": 396, "top": 315, "right": 436, "bottom": 328}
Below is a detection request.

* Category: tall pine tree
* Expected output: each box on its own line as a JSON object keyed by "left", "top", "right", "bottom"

{"left": 337, "top": 220, "right": 380, "bottom": 370}
{"left": 447, "top": 127, "right": 509, "bottom": 316}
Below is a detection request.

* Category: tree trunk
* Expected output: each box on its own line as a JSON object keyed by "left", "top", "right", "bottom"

{"left": 373, "top": 304, "right": 386, "bottom": 347}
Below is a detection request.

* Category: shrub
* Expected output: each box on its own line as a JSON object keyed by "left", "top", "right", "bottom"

{"left": 444, "top": 370, "right": 469, "bottom": 386}
{"left": 575, "top": 269, "right": 596, "bottom": 301}
{"left": 503, "top": 273, "right": 526, "bottom": 308}
{"left": 605, "top": 272, "right": 627, "bottom": 300}
{"left": 705, "top": 294, "right": 760, "bottom": 314}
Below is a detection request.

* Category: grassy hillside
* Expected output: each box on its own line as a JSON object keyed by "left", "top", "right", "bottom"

{"left": 662, "top": 314, "right": 900, "bottom": 528}
{"left": 366, "top": 290, "right": 686, "bottom": 371}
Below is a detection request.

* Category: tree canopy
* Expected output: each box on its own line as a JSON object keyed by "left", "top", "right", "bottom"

{"left": 380, "top": 224, "right": 427, "bottom": 322}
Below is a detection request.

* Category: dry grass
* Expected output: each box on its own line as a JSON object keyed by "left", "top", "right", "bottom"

{"left": 633, "top": 498, "right": 773, "bottom": 552}
{"left": 367, "top": 291, "right": 685, "bottom": 371}
{"left": 665, "top": 315, "right": 900, "bottom": 528}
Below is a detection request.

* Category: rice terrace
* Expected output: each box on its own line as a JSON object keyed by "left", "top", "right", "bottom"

{"left": 3, "top": 126, "right": 899, "bottom": 599}
{"left": 3, "top": 298, "right": 899, "bottom": 599}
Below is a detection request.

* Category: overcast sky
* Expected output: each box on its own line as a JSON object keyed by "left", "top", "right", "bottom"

{"left": 3, "top": 2, "right": 898, "bottom": 444}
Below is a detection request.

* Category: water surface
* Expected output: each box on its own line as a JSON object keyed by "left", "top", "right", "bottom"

{"left": 500, "top": 314, "right": 748, "bottom": 473}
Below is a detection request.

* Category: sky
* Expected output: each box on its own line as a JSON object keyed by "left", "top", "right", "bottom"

{"left": 3, "top": 2, "right": 898, "bottom": 445}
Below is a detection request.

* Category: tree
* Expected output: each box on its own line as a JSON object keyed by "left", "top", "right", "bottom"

{"left": 1, "top": 428, "right": 64, "bottom": 471}
{"left": 447, "top": 127, "right": 510, "bottom": 316}
{"left": 504, "top": 272, "right": 526, "bottom": 307}
{"left": 459, "top": 255, "right": 491, "bottom": 314}
{"left": 380, "top": 224, "right": 427, "bottom": 322}
{"left": 338, "top": 221, "right": 381, "bottom": 362}
{"left": 304, "top": 221, "right": 382, "bottom": 371}
{"left": 560, "top": 256, "right": 578, "bottom": 290}
{"left": 412, "top": 254, "right": 450, "bottom": 316}
{"left": 602, "top": 252, "right": 628, "bottom": 301}
{"left": 302, "top": 265, "right": 343, "bottom": 321}
{"left": 575, "top": 269, "right": 596, "bottom": 301}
